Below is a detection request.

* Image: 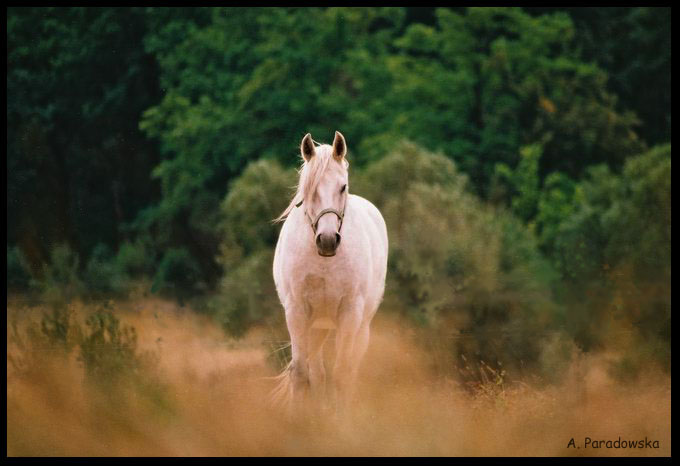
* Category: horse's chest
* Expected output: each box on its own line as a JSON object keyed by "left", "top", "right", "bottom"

{"left": 301, "top": 273, "right": 342, "bottom": 304}
{"left": 298, "top": 271, "right": 346, "bottom": 324}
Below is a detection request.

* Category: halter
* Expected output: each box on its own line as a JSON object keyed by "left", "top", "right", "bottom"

{"left": 296, "top": 197, "right": 346, "bottom": 234}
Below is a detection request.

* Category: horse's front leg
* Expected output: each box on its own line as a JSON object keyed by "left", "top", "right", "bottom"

{"left": 285, "top": 304, "right": 311, "bottom": 410}
{"left": 308, "top": 329, "right": 330, "bottom": 410}
{"left": 332, "top": 297, "right": 364, "bottom": 418}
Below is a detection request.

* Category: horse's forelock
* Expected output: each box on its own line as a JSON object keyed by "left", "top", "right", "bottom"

{"left": 301, "top": 145, "right": 334, "bottom": 204}
{"left": 274, "top": 144, "right": 347, "bottom": 224}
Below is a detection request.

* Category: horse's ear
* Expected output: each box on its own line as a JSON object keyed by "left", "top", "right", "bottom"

{"left": 301, "top": 133, "right": 315, "bottom": 162}
{"left": 332, "top": 131, "right": 347, "bottom": 161}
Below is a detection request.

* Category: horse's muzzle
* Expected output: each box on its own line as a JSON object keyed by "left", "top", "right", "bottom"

{"left": 316, "top": 232, "right": 341, "bottom": 257}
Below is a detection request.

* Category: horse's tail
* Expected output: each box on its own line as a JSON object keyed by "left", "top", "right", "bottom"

{"left": 267, "top": 359, "right": 294, "bottom": 411}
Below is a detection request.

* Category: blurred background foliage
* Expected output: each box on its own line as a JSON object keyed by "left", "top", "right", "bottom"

{"left": 7, "top": 7, "right": 670, "bottom": 379}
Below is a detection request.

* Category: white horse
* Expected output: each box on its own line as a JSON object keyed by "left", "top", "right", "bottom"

{"left": 271, "top": 131, "right": 388, "bottom": 415}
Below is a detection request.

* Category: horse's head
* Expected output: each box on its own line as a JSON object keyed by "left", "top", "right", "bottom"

{"left": 300, "top": 131, "right": 349, "bottom": 257}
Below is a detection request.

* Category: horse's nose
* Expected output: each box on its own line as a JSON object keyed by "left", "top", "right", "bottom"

{"left": 315, "top": 232, "right": 340, "bottom": 256}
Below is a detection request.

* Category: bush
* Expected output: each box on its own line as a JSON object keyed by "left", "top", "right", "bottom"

{"left": 211, "top": 159, "right": 295, "bottom": 336}
{"left": 8, "top": 304, "right": 81, "bottom": 377}
{"left": 151, "top": 247, "right": 203, "bottom": 303}
{"left": 83, "top": 243, "right": 129, "bottom": 296}
{"left": 217, "top": 159, "right": 296, "bottom": 267}
{"left": 9, "top": 301, "right": 165, "bottom": 408}
{"left": 116, "top": 238, "right": 155, "bottom": 278}
{"left": 32, "top": 244, "right": 84, "bottom": 307}
{"left": 353, "top": 142, "right": 561, "bottom": 375}
{"left": 78, "top": 304, "right": 141, "bottom": 382}
{"left": 493, "top": 143, "right": 543, "bottom": 223}
{"left": 7, "top": 244, "right": 32, "bottom": 291}
{"left": 543, "top": 144, "right": 671, "bottom": 371}
{"left": 14, "top": 241, "right": 154, "bottom": 302}
{"left": 209, "top": 250, "right": 280, "bottom": 338}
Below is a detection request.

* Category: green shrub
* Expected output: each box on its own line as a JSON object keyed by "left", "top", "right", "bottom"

{"left": 76, "top": 303, "right": 168, "bottom": 412}
{"left": 493, "top": 143, "right": 543, "bottom": 223}
{"left": 9, "top": 301, "right": 165, "bottom": 406}
{"left": 7, "top": 244, "right": 32, "bottom": 291}
{"left": 78, "top": 304, "right": 140, "bottom": 382}
{"left": 33, "top": 244, "right": 84, "bottom": 307}
{"left": 209, "top": 159, "right": 296, "bottom": 335}
{"left": 116, "top": 238, "right": 155, "bottom": 278}
{"left": 217, "top": 159, "right": 296, "bottom": 267}
{"left": 8, "top": 304, "right": 81, "bottom": 376}
{"left": 534, "top": 171, "right": 582, "bottom": 266}
{"left": 544, "top": 144, "right": 671, "bottom": 370}
{"left": 353, "top": 142, "right": 561, "bottom": 375}
{"left": 83, "top": 243, "right": 129, "bottom": 296}
{"left": 151, "top": 247, "right": 203, "bottom": 303}
{"left": 210, "top": 250, "right": 280, "bottom": 338}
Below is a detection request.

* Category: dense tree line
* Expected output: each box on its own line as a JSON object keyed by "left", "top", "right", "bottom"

{"left": 7, "top": 7, "right": 671, "bottom": 375}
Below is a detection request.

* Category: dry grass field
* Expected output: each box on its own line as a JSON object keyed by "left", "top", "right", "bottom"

{"left": 6, "top": 297, "right": 671, "bottom": 457}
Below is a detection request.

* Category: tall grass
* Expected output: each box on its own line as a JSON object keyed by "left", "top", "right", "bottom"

{"left": 6, "top": 297, "right": 670, "bottom": 457}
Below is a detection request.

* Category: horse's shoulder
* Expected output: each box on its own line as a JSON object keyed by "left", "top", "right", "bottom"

{"left": 349, "top": 193, "right": 379, "bottom": 213}
{"left": 348, "top": 194, "right": 386, "bottom": 231}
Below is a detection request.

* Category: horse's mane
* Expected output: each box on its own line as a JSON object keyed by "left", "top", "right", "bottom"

{"left": 274, "top": 142, "right": 348, "bottom": 224}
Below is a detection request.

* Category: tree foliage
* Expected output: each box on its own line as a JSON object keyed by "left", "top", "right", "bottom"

{"left": 7, "top": 7, "right": 670, "bottom": 376}
{"left": 8, "top": 7, "right": 162, "bottom": 272}
{"left": 209, "top": 159, "right": 296, "bottom": 336}
{"left": 535, "top": 145, "right": 671, "bottom": 371}
{"left": 353, "top": 143, "right": 559, "bottom": 372}
{"left": 133, "top": 7, "right": 647, "bottom": 290}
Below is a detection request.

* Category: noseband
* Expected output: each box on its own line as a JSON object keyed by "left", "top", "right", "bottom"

{"left": 296, "top": 198, "right": 346, "bottom": 234}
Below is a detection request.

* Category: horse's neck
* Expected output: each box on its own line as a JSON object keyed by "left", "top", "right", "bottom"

{"left": 288, "top": 204, "right": 311, "bottom": 233}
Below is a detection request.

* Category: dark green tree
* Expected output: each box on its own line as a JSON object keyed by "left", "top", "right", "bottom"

{"left": 527, "top": 7, "right": 671, "bottom": 146}
{"left": 8, "top": 7, "right": 162, "bottom": 272}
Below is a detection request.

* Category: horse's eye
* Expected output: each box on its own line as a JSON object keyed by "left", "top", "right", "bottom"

{"left": 340, "top": 184, "right": 347, "bottom": 193}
